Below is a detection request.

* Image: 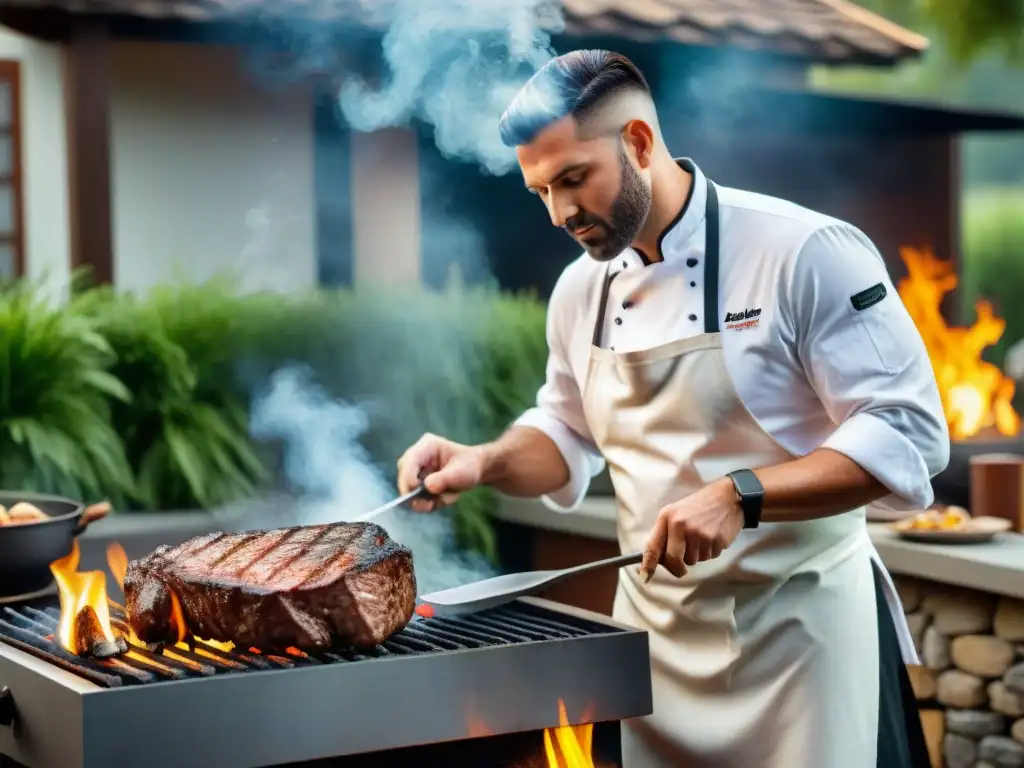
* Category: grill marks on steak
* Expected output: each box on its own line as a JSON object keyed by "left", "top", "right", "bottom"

{"left": 123, "top": 522, "right": 416, "bottom": 651}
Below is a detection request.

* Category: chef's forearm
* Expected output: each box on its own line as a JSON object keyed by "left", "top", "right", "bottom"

{"left": 477, "top": 426, "right": 572, "bottom": 497}
{"left": 750, "top": 448, "right": 889, "bottom": 522}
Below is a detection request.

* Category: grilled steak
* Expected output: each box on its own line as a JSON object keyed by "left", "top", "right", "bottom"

{"left": 123, "top": 522, "right": 416, "bottom": 650}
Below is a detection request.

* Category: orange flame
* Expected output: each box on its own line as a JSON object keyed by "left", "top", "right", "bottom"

{"left": 543, "top": 700, "right": 595, "bottom": 768}
{"left": 106, "top": 542, "right": 128, "bottom": 590}
{"left": 50, "top": 541, "right": 118, "bottom": 653}
{"left": 898, "top": 246, "right": 1021, "bottom": 440}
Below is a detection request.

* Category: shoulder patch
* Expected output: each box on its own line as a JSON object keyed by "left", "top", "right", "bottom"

{"left": 850, "top": 283, "right": 887, "bottom": 312}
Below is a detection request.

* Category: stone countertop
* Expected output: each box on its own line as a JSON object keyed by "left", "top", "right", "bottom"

{"left": 495, "top": 495, "right": 1024, "bottom": 601}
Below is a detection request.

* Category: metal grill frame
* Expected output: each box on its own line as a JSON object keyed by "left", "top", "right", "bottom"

{"left": 4, "top": 602, "right": 617, "bottom": 688}
{"left": 0, "top": 597, "right": 652, "bottom": 768}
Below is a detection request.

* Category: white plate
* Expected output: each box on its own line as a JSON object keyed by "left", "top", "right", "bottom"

{"left": 890, "top": 515, "right": 1013, "bottom": 544}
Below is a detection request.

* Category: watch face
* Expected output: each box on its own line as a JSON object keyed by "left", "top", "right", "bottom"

{"left": 731, "top": 469, "right": 763, "bottom": 497}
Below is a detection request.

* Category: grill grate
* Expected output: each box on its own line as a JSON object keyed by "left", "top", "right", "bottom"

{"left": 0, "top": 600, "right": 619, "bottom": 689}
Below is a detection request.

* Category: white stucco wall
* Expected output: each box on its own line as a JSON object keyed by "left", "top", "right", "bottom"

{"left": 0, "top": 25, "right": 71, "bottom": 293}
{"left": 109, "top": 42, "right": 317, "bottom": 294}
{"left": 350, "top": 127, "right": 421, "bottom": 284}
{"left": 0, "top": 34, "right": 423, "bottom": 293}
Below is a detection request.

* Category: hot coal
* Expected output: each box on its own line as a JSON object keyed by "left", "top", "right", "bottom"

{"left": 124, "top": 522, "right": 417, "bottom": 650}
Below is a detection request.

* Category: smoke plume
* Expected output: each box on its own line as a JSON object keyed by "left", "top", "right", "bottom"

{"left": 217, "top": 0, "right": 568, "bottom": 589}
{"left": 337, "top": 0, "right": 561, "bottom": 175}
{"left": 240, "top": 366, "right": 495, "bottom": 596}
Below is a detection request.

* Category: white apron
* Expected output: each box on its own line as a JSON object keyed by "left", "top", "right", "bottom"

{"left": 579, "top": 182, "right": 916, "bottom": 768}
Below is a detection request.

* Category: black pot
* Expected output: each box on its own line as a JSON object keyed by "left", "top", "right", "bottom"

{"left": 930, "top": 439, "right": 1024, "bottom": 509}
{"left": 0, "top": 491, "right": 86, "bottom": 599}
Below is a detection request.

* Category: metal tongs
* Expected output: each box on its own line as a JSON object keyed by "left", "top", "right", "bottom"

{"left": 352, "top": 484, "right": 435, "bottom": 522}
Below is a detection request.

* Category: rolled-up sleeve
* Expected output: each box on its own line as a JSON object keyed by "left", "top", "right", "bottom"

{"left": 513, "top": 267, "right": 605, "bottom": 511}
{"left": 789, "top": 224, "right": 950, "bottom": 511}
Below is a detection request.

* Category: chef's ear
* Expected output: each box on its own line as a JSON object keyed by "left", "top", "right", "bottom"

{"left": 620, "top": 119, "right": 655, "bottom": 169}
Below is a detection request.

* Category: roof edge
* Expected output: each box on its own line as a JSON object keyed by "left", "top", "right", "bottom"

{"left": 815, "top": 0, "right": 930, "bottom": 53}
{"left": 787, "top": 85, "right": 1024, "bottom": 132}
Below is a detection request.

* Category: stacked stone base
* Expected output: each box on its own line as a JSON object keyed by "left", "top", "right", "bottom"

{"left": 896, "top": 576, "right": 1024, "bottom": 768}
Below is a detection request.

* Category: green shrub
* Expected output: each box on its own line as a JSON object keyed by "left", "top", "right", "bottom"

{"left": 86, "top": 282, "right": 270, "bottom": 512}
{"left": 0, "top": 280, "right": 135, "bottom": 503}
{"left": 0, "top": 274, "right": 549, "bottom": 560}
{"left": 960, "top": 186, "right": 1024, "bottom": 367}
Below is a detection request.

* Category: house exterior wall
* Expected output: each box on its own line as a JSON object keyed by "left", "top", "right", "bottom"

{"left": 0, "top": 33, "right": 421, "bottom": 294}
{"left": 0, "top": 25, "right": 71, "bottom": 291}
{"left": 0, "top": 29, "right": 962, "bottom": 301}
{"left": 108, "top": 42, "right": 317, "bottom": 293}
{"left": 350, "top": 126, "right": 421, "bottom": 284}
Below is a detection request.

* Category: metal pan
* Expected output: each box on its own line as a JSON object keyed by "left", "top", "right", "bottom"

{"left": 0, "top": 492, "right": 107, "bottom": 599}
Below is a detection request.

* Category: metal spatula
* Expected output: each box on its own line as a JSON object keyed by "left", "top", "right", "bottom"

{"left": 416, "top": 551, "right": 644, "bottom": 618}
{"left": 352, "top": 484, "right": 433, "bottom": 522}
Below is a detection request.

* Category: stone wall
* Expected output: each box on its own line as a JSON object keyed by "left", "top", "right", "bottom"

{"left": 896, "top": 576, "right": 1024, "bottom": 768}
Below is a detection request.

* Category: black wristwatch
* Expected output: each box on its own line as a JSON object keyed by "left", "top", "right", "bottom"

{"left": 726, "top": 469, "right": 764, "bottom": 529}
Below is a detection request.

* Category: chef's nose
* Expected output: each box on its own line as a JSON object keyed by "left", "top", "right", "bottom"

{"left": 546, "top": 193, "right": 579, "bottom": 229}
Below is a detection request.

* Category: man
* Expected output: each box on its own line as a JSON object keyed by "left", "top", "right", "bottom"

{"left": 398, "top": 50, "right": 948, "bottom": 767}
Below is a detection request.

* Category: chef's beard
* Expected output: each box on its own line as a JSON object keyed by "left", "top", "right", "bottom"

{"left": 569, "top": 146, "right": 652, "bottom": 263}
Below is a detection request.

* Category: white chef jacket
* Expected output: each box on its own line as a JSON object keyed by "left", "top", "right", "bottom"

{"left": 516, "top": 159, "right": 950, "bottom": 513}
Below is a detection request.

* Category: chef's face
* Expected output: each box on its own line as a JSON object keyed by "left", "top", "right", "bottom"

{"left": 517, "top": 117, "right": 652, "bottom": 262}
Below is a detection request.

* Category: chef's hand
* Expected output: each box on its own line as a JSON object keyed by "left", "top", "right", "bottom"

{"left": 640, "top": 478, "right": 744, "bottom": 581}
{"left": 397, "top": 434, "right": 486, "bottom": 512}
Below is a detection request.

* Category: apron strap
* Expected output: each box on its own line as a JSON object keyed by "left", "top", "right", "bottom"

{"left": 704, "top": 180, "right": 721, "bottom": 334}
{"left": 592, "top": 268, "right": 619, "bottom": 348}
{"left": 872, "top": 561, "right": 931, "bottom": 767}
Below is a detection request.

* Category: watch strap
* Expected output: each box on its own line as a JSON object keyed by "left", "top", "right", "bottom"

{"left": 727, "top": 469, "right": 764, "bottom": 529}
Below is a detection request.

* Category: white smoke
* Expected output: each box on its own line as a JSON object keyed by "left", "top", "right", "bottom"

{"left": 655, "top": 47, "right": 768, "bottom": 138}
{"left": 214, "top": 0, "right": 566, "bottom": 590}
{"left": 241, "top": 366, "right": 496, "bottom": 595}
{"left": 337, "top": 0, "right": 562, "bottom": 175}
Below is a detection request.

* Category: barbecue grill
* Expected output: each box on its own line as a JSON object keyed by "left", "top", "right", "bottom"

{"left": 0, "top": 594, "right": 652, "bottom": 767}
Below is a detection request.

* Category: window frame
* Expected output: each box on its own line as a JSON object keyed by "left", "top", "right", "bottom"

{"left": 0, "top": 60, "right": 25, "bottom": 279}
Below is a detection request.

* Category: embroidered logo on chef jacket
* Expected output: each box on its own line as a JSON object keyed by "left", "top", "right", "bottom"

{"left": 850, "top": 282, "right": 887, "bottom": 312}
{"left": 724, "top": 307, "right": 762, "bottom": 331}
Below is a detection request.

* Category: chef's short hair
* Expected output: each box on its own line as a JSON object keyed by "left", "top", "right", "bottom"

{"left": 498, "top": 50, "right": 651, "bottom": 148}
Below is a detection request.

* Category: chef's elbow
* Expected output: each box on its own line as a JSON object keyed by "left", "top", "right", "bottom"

{"left": 886, "top": 398, "right": 950, "bottom": 510}
{"left": 821, "top": 408, "right": 945, "bottom": 512}
{"left": 923, "top": 426, "right": 951, "bottom": 480}
{"left": 913, "top": 393, "right": 951, "bottom": 480}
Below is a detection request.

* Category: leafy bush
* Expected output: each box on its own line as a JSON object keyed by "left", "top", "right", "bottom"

{"left": 87, "top": 282, "right": 270, "bottom": 512}
{"left": 0, "top": 275, "right": 549, "bottom": 560}
{"left": 960, "top": 186, "right": 1024, "bottom": 366}
{"left": 0, "top": 280, "right": 135, "bottom": 503}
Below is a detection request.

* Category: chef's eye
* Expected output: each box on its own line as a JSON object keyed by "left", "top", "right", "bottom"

{"left": 561, "top": 174, "right": 586, "bottom": 188}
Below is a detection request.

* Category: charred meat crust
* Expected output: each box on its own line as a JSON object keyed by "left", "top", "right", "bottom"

{"left": 123, "top": 522, "right": 416, "bottom": 650}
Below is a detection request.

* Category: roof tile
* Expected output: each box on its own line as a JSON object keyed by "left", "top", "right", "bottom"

{"left": 0, "top": 0, "right": 927, "bottom": 64}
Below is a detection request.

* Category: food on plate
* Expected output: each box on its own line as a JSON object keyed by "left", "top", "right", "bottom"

{"left": 0, "top": 501, "right": 48, "bottom": 526}
{"left": 893, "top": 505, "right": 972, "bottom": 532}
{"left": 124, "top": 521, "right": 417, "bottom": 651}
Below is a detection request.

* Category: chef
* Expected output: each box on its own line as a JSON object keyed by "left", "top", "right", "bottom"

{"left": 398, "top": 49, "right": 947, "bottom": 767}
